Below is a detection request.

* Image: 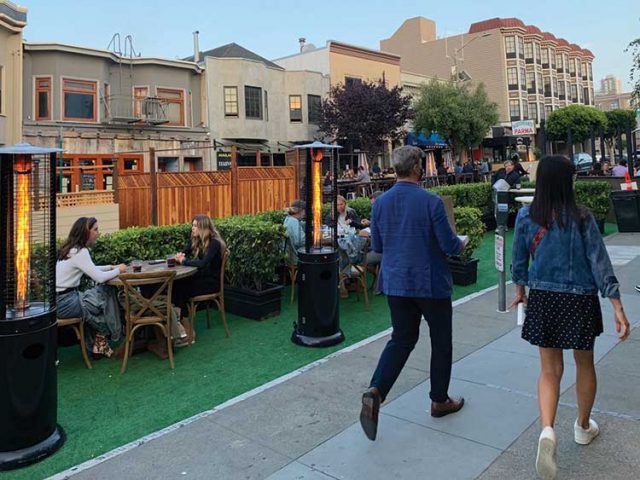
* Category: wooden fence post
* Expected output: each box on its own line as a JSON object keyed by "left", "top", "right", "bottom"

{"left": 150, "top": 147, "right": 158, "bottom": 226}
{"left": 231, "top": 145, "right": 239, "bottom": 216}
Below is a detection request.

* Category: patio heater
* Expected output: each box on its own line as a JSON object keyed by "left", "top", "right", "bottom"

{"left": 0, "top": 143, "right": 65, "bottom": 471}
{"left": 291, "top": 142, "right": 344, "bottom": 347}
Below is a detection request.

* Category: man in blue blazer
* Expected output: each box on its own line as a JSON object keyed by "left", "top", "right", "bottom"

{"left": 360, "top": 146, "right": 467, "bottom": 441}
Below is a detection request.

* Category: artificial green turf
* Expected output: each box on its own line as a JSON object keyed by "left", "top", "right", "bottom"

{"left": 5, "top": 224, "right": 618, "bottom": 479}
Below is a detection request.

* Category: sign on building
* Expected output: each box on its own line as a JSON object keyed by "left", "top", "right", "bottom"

{"left": 217, "top": 151, "right": 231, "bottom": 171}
{"left": 511, "top": 120, "right": 536, "bottom": 136}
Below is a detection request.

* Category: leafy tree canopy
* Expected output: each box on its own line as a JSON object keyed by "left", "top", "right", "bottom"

{"left": 413, "top": 80, "right": 498, "bottom": 154}
{"left": 604, "top": 109, "right": 637, "bottom": 137}
{"left": 545, "top": 104, "right": 607, "bottom": 144}
{"left": 319, "top": 79, "right": 413, "bottom": 154}
{"left": 627, "top": 34, "right": 640, "bottom": 105}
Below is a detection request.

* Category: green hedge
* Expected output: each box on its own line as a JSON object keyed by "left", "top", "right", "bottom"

{"left": 429, "top": 183, "right": 493, "bottom": 213}
{"left": 88, "top": 217, "right": 286, "bottom": 292}
{"left": 347, "top": 197, "right": 373, "bottom": 220}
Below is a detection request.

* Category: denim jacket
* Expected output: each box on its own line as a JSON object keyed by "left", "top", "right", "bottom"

{"left": 511, "top": 206, "right": 620, "bottom": 298}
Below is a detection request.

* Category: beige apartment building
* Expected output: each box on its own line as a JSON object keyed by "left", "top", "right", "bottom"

{"left": 191, "top": 43, "right": 330, "bottom": 168}
{"left": 382, "top": 17, "right": 595, "bottom": 127}
{"left": 595, "top": 76, "right": 635, "bottom": 111}
{"left": 0, "top": 0, "right": 27, "bottom": 146}
{"left": 274, "top": 39, "right": 401, "bottom": 88}
{"left": 22, "top": 42, "right": 211, "bottom": 190}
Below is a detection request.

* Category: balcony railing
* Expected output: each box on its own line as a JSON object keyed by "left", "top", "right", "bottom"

{"left": 102, "top": 95, "right": 169, "bottom": 125}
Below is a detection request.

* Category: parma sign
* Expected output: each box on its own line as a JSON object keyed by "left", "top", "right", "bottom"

{"left": 511, "top": 119, "right": 536, "bottom": 136}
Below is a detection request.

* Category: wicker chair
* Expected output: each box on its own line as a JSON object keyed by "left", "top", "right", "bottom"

{"left": 57, "top": 317, "right": 92, "bottom": 369}
{"left": 186, "top": 248, "right": 230, "bottom": 341}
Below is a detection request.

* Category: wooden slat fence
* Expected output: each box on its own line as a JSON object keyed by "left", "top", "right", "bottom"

{"left": 117, "top": 166, "right": 297, "bottom": 228}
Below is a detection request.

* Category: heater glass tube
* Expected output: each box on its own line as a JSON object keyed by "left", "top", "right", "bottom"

{"left": 15, "top": 156, "right": 32, "bottom": 309}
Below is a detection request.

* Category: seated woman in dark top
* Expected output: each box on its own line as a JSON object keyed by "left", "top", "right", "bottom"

{"left": 173, "top": 214, "right": 225, "bottom": 341}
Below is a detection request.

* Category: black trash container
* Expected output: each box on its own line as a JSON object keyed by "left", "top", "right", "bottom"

{"left": 610, "top": 190, "right": 640, "bottom": 232}
{"left": 0, "top": 313, "right": 65, "bottom": 471}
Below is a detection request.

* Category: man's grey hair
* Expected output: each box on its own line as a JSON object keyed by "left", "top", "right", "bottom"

{"left": 391, "top": 146, "right": 423, "bottom": 177}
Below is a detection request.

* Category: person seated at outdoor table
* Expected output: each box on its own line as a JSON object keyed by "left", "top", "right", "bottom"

{"left": 357, "top": 191, "right": 383, "bottom": 294}
{"left": 493, "top": 160, "right": 521, "bottom": 187}
{"left": 510, "top": 153, "right": 530, "bottom": 179}
{"left": 454, "top": 162, "right": 463, "bottom": 175}
{"left": 436, "top": 163, "right": 448, "bottom": 176}
{"left": 172, "top": 214, "right": 226, "bottom": 341}
{"left": 479, "top": 158, "right": 490, "bottom": 174}
{"left": 284, "top": 199, "right": 306, "bottom": 258}
{"left": 56, "top": 217, "right": 127, "bottom": 358}
{"left": 341, "top": 166, "right": 355, "bottom": 179}
{"left": 602, "top": 161, "right": 611, "bottom": 176}
{"left": 590, "top": 162, "right": 604, "bottom": 176}
{"left": 611, "top": 160, "right": 629, "bottom": 177}
{"left": 372, "top": 162, "right": 382, "bottom": 176}
{"left": 462, "top": 161, "right": 474, "bottom": 174}
{"left": 355, "top": 165, "right": 371, "bottom": 183}
{"left": 331, "top": 195, "right": 370, "bottom": 233}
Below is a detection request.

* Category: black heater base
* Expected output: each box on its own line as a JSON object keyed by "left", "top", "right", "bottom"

{"left": 0, "top": 426, "right": 65, "bottom": 471}
{"left": 291, "top": 329, "right": 345, "bottom": 348}
{"left": 293, "top": 250, "right": 344, "bottom": 348}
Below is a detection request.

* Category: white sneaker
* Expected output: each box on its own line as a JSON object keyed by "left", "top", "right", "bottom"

{"left": 536, "top": 426, "right": 557, "bottom": 479}
{"left": 574, "top": 418, "right": 600, "bottom": 445}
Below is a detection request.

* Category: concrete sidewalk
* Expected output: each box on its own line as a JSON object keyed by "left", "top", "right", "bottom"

{"left": 60, "top": 233, "right": 640, "bottom": 480}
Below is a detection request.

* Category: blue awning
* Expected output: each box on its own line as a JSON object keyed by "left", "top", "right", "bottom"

{"left": 405, "top": 132, "right": 448, "bottom": 149}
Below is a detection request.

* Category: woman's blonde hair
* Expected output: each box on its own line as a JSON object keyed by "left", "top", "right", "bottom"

{"left": 191, "top": 214, "right": 226, "bottom": 258}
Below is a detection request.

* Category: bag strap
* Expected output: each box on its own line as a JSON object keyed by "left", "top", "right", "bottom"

{"left": 530, "top": 226, "right": 548, "bottom": 259}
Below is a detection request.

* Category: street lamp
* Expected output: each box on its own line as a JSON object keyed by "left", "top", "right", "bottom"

{"left": 449, "top": 32, "right": 492, "bottom": 84}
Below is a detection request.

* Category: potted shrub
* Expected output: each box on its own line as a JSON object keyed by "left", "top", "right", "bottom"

{"left": 575, "top": 181, "right": 611, "bottom": 234}
{"left": 447, "top": 207, "right": 485, "bottom": 286}
{"left": 430, "top": 183, "right": 495, "bottom": 231}
{"left": 216, "top": 215, "right": 287, "bottom": 320}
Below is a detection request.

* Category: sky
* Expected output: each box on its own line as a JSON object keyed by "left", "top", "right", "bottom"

{"left": 20, "top": 0, "right": 640, "bottom": 90}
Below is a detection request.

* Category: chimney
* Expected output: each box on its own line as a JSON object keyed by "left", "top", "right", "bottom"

{"left": 193, "top": 31, "right": 200, "bottom": 63}
{"left": 298, "top": 37, "right": 306, "bottom": 53}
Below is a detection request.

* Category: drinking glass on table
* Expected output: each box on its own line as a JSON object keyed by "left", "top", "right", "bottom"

{"left": 131, "top": 260, "right": 143, "bottom": 273}
{"left": 166, "top": 255, "right": 176, "bottom": 268}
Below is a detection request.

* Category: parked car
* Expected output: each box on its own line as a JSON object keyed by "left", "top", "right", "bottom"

{"left": 572, "top": 153, "right": 593, "bottom": 173}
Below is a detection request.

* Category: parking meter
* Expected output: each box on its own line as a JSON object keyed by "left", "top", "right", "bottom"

{"left": 492, "top": 181, "right": 511, "bottom": 313}
{"left": 494, "top": 190, "right": 510, "bottom": 228}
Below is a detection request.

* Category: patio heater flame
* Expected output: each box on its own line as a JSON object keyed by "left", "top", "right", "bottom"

{"left": 311, "top": 148, "right": 323, "bottom": 249}
{"left": 14, "top": 155, "right": 32, "bottom": 310}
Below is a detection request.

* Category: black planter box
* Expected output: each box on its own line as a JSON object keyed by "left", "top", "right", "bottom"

{"left": 447, "top": 257, "right": 479, "bottom": 286}
{"left": 224, "top": 284, "right": 284, "bottom": 321}
{"left": 610, "top": 190, "right": 640, "bottom": 232}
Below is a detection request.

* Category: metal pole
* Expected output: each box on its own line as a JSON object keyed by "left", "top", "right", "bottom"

{"left": 539, "top": 119, "right": 547, "bottom": 156}
{"left": 149, "top": 147, "right": 158, "bottom": 226}
{"left": 567, "top": 127, "right": 573, "bottom": 157}
{"left": 497, "top": 224, "right": 507, "bottom": 313}
{"left": 590, "top": 124, "right": 596, "bottom": 159}
{"left": 599, "top": 127, "right": 606, "bottom": 164}
{"left": 626, "top": 127, "right": 634, "bottom": 177}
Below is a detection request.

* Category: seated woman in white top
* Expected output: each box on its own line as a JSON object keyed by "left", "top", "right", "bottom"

{"left": 56, "top": 217, "right": 126, "bottom": 357}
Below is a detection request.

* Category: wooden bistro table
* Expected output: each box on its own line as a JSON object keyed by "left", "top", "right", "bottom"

{"left": 108, "top": 261, "right": 197, "bottom": 358}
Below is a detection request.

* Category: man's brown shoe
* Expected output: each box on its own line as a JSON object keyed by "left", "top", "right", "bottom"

{"left": 430, "top": 396, "right": 465, "bottom": 418}
{"left": 360, "top": 388, "right": 381, "bottom": 441}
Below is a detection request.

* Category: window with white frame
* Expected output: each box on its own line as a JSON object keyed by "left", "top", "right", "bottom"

{"left": 223, "top": 86, "right": 238, "bottom": 116}
{"left": 535, "top": 43, "right": 542, "bottom": 64}
{"left": 524, "top": 42, "right": 533, "bottom": 62}
{"left": 541, "top": 47, "right": 549, "bottom": 66}
{"left": 507, "top": 67, "right": 518, "bottom": 90}
{"left": 526, "top": 71, "right": 535, "bottom": 92}
{"left": 517, "top": 37, "right": 524, "bottom": 59}
{"left": 520, "top": 67, "right": 526, "bottom": 91}
{"left": 509, "top": 99, "right": 521, "bottom": 120}
{"left": 505, "top": 36, "right": 516, "bottom": 58}
{"left": 289, "top": 95, "right": 302, "bottom": 122}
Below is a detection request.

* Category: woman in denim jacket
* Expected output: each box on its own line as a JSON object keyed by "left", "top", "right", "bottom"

{"left": 510, "top": 156, "right": 630, "bottom": 479}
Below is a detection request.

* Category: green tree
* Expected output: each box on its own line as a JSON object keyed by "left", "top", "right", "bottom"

{"left": 545, "top": 104, "right": 607, "bottom": 145}
{"left": 413, "top": 80, "right": 498, "bottom": 157}
{"left": 604, "top": 109, "right": 637, "bottom": 156}
{"left": 319, "top": 79, "right": 413, "bottom": 155}
{"left": 627, "top": 34, "right": 640, "bottom": 105}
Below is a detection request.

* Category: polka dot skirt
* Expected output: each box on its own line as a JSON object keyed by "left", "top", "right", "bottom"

{"left": 521, "top": 289, "right": 603, "bottom": 351}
